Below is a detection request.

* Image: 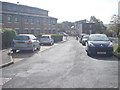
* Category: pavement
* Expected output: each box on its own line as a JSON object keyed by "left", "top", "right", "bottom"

{"left": 0, "top": 48, "right": 13, "bottom": 68}
{"left": 0, "top": 36, "right": 68, "bottom": 68}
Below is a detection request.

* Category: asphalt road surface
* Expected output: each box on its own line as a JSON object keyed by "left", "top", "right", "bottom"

{"left": 2, "top": 37, "right": 118, "bottom": 88}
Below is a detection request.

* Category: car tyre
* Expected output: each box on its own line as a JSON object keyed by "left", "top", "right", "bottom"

{"left": 31, "top": 47, "right": 35, "bottom": 52}
{"left": 87, "top": 51, "right": 91, "bottom": 57}
{"left": 37, "top": 46, "right": 41, "bottom": 51}
{"left": 52, "top": 42, "right": 54, "bottom": 45}
{"left": 87, "top": 51, "right": 89, "bottom": 56}
{"left": 50, "top": 42, "right": 53, "bottom": 46}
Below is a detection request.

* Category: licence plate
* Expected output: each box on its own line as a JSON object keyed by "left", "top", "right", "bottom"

{"left": 15, "top": 43, "right": 27, "bottom": 47}
{"left": 97, "top": 52, "right": 106, "bottom": 54}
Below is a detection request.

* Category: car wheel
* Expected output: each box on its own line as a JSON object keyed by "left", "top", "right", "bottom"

{"left": 87, "top": 51, "right": 89, "bottom": 56}
{"left": 87, "top": 51, "right": 91, "bottom": 56}
{"left": 50, "top": 42, "right": 52, "bottom": 46}
{"left": 31, "top": 47, "right": 35, "bottom": 52}
{"left": 37, "top": 46, "right": 41, "bottom": 50}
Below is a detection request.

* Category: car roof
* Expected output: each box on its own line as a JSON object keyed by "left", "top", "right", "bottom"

{"left": 90, "top": 34, "right": 106, "bottom": 36}
{"left": 42, "top": 35, "right": 51, "bottom": 36}
{"left": 83, "top": 35, "right": 89, "bottom": 37}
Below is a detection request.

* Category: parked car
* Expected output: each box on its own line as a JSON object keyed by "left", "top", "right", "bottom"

{"left": 40, "top": 35, "right": 54, "bottom": 45}
{"left": 86, "top": 34, "right": 113, "bottom": 56}
{"left": 79, "top": 34, "right": 87, "bottom": 43}
{"left": 12, "top": 34, "right": 40, "bottom": 52}
{"left": 81, "top": 35, "right": 89, "bottom": 46}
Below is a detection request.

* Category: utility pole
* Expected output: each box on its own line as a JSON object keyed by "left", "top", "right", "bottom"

{"left": 17, "top": 2, "right": 23, "bottom": 34}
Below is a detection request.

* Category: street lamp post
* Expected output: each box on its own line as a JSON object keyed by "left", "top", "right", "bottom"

{"left": 17, "top": 2, "right": 20, "bottom": 34}
{"left": 17, "top": 2, "right": 23, "bottom": 34}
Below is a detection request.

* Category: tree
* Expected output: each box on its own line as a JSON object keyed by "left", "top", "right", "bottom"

{"left": 90, "top": 16, "right": 107, "bottom": 33}
{"left": 109, "top": 14, "right": 120, "bottom": 37}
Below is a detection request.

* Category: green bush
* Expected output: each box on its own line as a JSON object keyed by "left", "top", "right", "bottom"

{"left": 36, "top": 34, "right": 42, "bottom": 40}
{"left": 51, "top": 34, "right": 63, "bottom": 43}
{"left": 114, "top": 45, "right": 120, "bottom": 58}
{"left": 2, "top": 28, "right": 16, "bottom": 49}
{"left": 51, "top": 34, "right": 63, "bottom": 37}
{"left": 115, "top": 45, "right": 120, "bottom": 53}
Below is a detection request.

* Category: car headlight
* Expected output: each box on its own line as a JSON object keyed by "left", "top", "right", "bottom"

{"left": 108, "top": 42, "right": 113, "bottom": 47}
{"left": 88, "top": 42, "right": 95, "bottom": 47}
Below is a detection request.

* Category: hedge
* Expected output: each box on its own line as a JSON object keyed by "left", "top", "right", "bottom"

{"left": 2, "top": 28, "right": 16, "bottom": 49}
{"left": 51, "top": 34, "right": 63, "bottom": 43}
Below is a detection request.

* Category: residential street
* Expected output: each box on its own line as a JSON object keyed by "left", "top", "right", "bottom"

{"left": 2, "top": 37, "right": 118, "bottom": 88}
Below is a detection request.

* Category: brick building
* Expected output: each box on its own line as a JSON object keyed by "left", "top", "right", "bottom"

{"left": 1, "top": 1, "right": 58, "bottom": 35}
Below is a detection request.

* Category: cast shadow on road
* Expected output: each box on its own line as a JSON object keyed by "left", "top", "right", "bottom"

{"left": 90, "top": 55, "right": 118, "bottom": 61}
{"left": 11, "top": 50, "right": 39, "bottom": 58}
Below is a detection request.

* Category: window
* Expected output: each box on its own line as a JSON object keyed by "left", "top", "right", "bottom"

{"left": 49, "top": 30, "right": 51, "bottom": 34}
{"left": 31, "top": 30, "right": 34, "bottom": 34}
{"left": 30, "top": 18, "right": 33, "bottom": 24}
{"left": 25, "top": 30, "right": 29, "bottom": 34}
{"left": 25, "top": 17, "right": 29, "bottom": 23}
{"left": 16, "top": 30, "right": 20, "bottom": 34}
{"left": 52, "top": 20, "right": 56, "bottom": 25}
{"left": 15, "top": 17, "right": 19, "bottom": 22}
{"left": 7, "top": 16, "right": 12, "bottom": 22}
{"left": 36, "top": 19, "right": 39, "bottom": 24}
{"left": 89, "top": 25, "right": 92, "bottom": 28}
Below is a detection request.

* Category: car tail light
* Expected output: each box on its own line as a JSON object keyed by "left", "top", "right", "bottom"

{"left": 27, "top": 40, "right": 32, "bottom": 44}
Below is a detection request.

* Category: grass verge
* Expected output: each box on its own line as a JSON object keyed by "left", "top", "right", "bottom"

{"left": 113, "top": 44, "right": 120, "bottom": 59}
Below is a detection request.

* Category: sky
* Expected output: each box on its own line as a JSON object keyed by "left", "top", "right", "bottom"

{"left": 1, "top": 0, "right": 119, "bottom": 24}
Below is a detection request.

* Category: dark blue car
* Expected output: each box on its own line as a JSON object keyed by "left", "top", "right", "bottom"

{"left": 86, "top": 34, "right": 113, "bottom": 56}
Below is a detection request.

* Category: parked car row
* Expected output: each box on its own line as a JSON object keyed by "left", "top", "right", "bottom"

{"left": 11, "top": 34, "right": 54, "bottom": 53}
{"left": 79, "top": 34, "right": 113, "bottom": 56}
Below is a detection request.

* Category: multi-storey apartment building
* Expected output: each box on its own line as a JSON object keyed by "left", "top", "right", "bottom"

{"left": 75, "top": 20, "right": 95, "bottom": 36}
{"left": 1, "top": 1, "right": 58, "bottom": 35}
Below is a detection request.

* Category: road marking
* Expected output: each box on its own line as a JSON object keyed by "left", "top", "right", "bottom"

{"left": 0, "top": 77, "right": 12, "bottom": 85}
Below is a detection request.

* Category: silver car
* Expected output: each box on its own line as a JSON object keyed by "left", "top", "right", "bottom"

{"left": 12, "top": 34, "right": 40, "bottom": 52}
{"left": 40, "top": 35, "right": 54, "bottom": 45}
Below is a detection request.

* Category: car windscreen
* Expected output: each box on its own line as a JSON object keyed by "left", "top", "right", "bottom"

{"left": 89, "top": 35, "right": 109, "bottom": 41}
{"left": 14, "top": 36, "right": 30, "bottom": 40}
